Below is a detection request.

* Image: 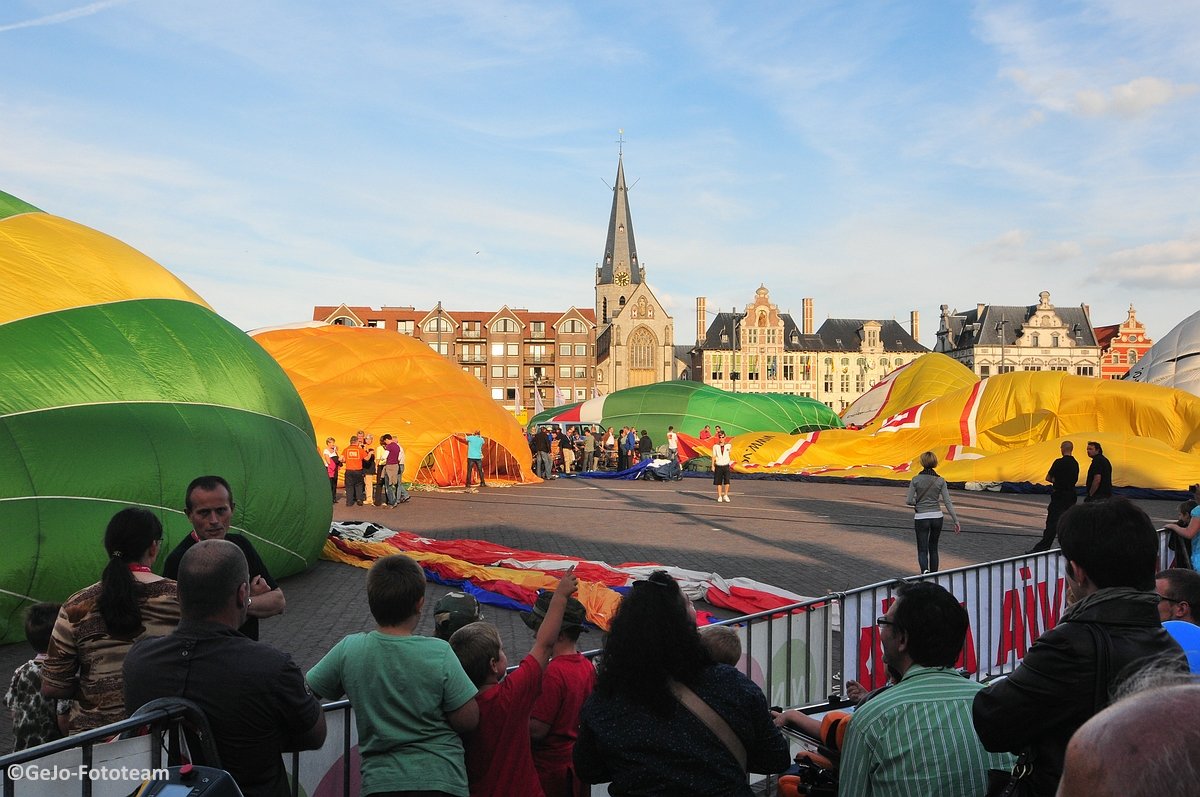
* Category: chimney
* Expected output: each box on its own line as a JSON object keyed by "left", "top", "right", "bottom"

{"left": 803, "top": 297, "right": 814, "bottom": 335}
{"left": 910, "top": 310, "right": 920, "bottom": 343}
{"left": 696, "top": 297, "right": 706, "bottom": 346}
{"left": 977, "top": 303, "right": 985, "bottom": 317}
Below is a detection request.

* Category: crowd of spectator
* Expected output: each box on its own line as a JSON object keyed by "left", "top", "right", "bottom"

{"left": 6, "top": 480, "right": 1200, "bottom": 797}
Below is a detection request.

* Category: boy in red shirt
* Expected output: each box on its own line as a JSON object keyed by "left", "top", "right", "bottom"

{"left": 450, "top": 568, "right": 578, "bottom": 797}
{"left": 525, "top": 592, "right": 596, "bottom": 797}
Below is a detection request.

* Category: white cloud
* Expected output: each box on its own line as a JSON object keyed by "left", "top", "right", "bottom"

{"left": 1074, "top": 77, "right": 1198, "bottom": 118}
{"left": 0, "top": 0, "right": 130, "bottom": 33}
{"left": 1092, "top": 238, "right": 1200, "bottom": 289}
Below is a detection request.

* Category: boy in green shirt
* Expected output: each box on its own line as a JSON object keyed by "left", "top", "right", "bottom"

{"left": 308, "top": 555, "right": 479, "bottom": 796}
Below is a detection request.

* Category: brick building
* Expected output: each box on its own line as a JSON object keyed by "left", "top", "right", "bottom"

{"left": 312, "top": 304, "right": 597, "bottom": 412}
{"left": 1093, "top": 304, "right": 1153, "bottom": 380}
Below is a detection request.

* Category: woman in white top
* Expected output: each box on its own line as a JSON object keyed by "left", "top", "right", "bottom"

{"left": 711, "top": 432, "right": 733, "bottom": 503}
{"left": 904, "top": 451, "right": 961, "bottom": 573}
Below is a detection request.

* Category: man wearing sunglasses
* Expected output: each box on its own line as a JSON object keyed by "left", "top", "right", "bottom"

{"left": 1156, "top": 569, "right": 1200, "bottom": 625}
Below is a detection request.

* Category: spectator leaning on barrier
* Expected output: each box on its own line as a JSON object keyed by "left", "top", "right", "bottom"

{"left": 972, "top": 498, "right": 1187, "bottom": 797}
{"left": 836, "top": 582, "right": 1014, "bottom": 797}
{"left": 1156, "top": 569, "right": 1200, "bottom": 625}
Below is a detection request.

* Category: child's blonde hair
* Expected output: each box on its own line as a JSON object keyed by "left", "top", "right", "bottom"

{"left": 700, "top": 625, "right": 742, "bottom": 666}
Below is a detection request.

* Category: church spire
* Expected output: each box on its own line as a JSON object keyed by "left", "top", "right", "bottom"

{"left": 597, "top": 152, "right": 640, "bottom": 289}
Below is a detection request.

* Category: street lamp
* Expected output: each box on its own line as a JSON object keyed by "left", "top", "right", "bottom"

{"left": 727, "top": 308, "right": 740, "bottom": 393}
{"left": 995, "top": 319, "right": 1009, "bottom": 375}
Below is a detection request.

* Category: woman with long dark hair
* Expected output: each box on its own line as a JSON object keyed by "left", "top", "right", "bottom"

{"left": 41, "top": 507, "right": 181, "bottom": 733}
{"left": 574, "top": 571, "right": 788, "bottom": 795}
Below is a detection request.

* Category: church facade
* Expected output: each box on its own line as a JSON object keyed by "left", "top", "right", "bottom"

{"left": 592, "top": 154, "right": 678, "bottom": 391}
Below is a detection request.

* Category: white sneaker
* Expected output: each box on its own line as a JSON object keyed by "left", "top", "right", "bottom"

{"left": 725, "top": 495, "right": 731, "bottom": 502}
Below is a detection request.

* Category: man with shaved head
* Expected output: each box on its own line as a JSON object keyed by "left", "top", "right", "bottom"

{"left": 1058, "top": 683, "right": 1200, "bottom": 797}
{"left": 125, "top": 540, "right": 325, "bottom": 797}
{"left": 1028, "top": 441, "right": 1079, "bottom": 554}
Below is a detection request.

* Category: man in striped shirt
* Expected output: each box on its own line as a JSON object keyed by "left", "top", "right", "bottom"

{"left": 838, "top": 582, "right": 1013, "bottom": 796}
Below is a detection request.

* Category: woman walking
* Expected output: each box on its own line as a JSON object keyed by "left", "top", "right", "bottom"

{"left": 905, "top": 451, "right": 961, "bottom": 574}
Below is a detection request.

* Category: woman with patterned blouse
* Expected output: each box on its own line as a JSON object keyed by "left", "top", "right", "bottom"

{"left": 41, "top": 507, "right": 181, "bottom": 734}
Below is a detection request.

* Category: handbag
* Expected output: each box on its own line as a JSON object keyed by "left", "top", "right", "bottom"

{"left": 984, "top": 623, "right": 1112, "bottom": 797}
{"left": 668, "top": 678, "right": 747, "bottom": 771}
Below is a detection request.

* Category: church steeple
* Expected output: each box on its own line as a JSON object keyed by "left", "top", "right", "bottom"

{"left": 596, "top": 154, "right": 641, "bottom": 289}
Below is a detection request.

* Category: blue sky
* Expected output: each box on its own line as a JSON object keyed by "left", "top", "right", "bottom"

{"left": 2, "top": 1, "right": 1197, "bottom": 346}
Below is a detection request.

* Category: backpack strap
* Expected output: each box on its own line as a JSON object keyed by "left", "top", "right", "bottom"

{"left": 669, "top": 679, "right": 747, "bottom": 771}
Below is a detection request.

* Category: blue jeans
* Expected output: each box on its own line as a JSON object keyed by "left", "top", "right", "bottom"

{"left": 914, "top": 516, "right": 944, "bottom": 573}
{"left": 466, "top": 458, "right": 486, "bottom": 487}
{"left": 536, "top": 451, "right": 552, "bottom": 478}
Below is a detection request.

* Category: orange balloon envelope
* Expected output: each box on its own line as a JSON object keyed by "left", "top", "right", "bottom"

{"left": 252, "top": 323, "right": 536, "bottom": 486}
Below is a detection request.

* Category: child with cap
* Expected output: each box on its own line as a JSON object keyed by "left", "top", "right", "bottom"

{"left": 450, "top": 567, "right": 578, "bottom": 797}
{"left": 4, "top": 602, "right": 63, "bottom": 751}
{"left": 434, "top": 591, "right": 484, "bottom": 641}
{"left": 525, "top": 589, "right": 596, "bottom": 797}
{"left": 307, "top": 554, "right": 479, "bottom": 797}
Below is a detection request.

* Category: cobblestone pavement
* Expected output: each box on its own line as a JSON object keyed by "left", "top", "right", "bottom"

{"left": 2, "top": 476, "right": 1182, "bottom": 752}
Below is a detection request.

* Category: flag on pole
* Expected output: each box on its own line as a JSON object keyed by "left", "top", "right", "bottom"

{"left": 534, "top": 387, "right": 545, "bottom": 415}
{"left": 554, "top": 384, "right": 567, "bottom": 406}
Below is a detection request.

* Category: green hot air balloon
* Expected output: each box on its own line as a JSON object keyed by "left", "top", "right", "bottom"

{"left": 0, "top": 190, "right": 331, "bottom": 643}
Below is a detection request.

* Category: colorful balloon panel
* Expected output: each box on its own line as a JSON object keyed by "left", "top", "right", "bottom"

{"left": 710, "top": 354, "right": 1200, "bottom": 489}
{"left": 0, "top": 190, "right": 331, "bottom": 644}
{"left": 251, "top": 323, "right": 536, "bottom": 487}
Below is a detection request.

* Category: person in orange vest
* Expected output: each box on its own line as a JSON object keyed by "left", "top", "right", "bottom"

{"left": 342, "top": 435, "right": 367, "bottom": 507}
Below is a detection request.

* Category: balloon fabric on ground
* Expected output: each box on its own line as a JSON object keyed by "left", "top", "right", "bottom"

{"left": 251, "top": 323, "right": 536, "bottom": 487}
{"left": 0, "top": 190, "right": 331, "bottom": 644}
{"left": 324, "top": 522, "right": 811, "bottom": 631}
{"left": 699, "top": 353, "right": 1200, "bottom": 489}
{"left": 526, "top": 380, "right": 844, "bottom": 440}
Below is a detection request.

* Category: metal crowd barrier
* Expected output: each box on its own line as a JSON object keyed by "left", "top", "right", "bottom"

{"left": 3, "top": 531, "right": 1175, "bottom": 797}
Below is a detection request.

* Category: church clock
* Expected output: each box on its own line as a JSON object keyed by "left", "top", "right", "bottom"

{"left": 615, "top": 270, "right": 630, "bottom": 286}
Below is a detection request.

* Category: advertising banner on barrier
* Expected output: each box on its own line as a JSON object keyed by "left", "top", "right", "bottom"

{"left": 841, "top": 553, "right": 1067, "bottom": 691}
{"left": 735, "top": 603, "right": 833, "bottom": 708}
{"left": 841, "top": 533, "right": 1175, "bottom": 691}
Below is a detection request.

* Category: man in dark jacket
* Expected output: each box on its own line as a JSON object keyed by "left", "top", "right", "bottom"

{"left": 637, "top": 429, "right": 654, "bottom": 461}
{"left": 972, "top": 498, "right": 1186, "bottom": 796}
{"left": 1027, "top": 441, "right": 1080, "bottom": 553}
{"left": 1084, "top": 440, "right": 1113, "bottom": 501}
{"left": 532, "top": 426, "right": 553, "bottom": 479}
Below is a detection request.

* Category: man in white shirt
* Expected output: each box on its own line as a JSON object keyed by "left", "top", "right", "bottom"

{"left": 666, "top": 426, "right": 679, "bottom": 463}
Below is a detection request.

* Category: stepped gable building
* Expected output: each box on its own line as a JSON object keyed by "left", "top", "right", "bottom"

{"left": 934, "top": 290, "right": 1100, "bottom": 378}
{"left": 312, "top": 304, "right": 597, "bottom": 411}
{"left": 691, "top": 286, "right": 926, "bottom": 410}
{"left": 593, "top": 153, "right": 679, "bottom": 390}
{"left": 1093, "top": 304, "right": 1153, "bottom": 380}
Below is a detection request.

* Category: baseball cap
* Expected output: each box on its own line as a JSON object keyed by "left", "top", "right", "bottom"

{"left": 520, "top": 590, "right": 589, "bottom": 633}
{"left": 433, "top": 592, "right": 483, "bottom": 640}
